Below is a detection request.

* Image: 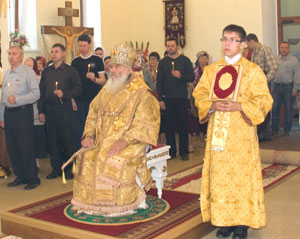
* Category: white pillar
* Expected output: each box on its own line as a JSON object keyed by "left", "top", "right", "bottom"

{"left": 0, "top": 14, "right": 10, "bottom": 71}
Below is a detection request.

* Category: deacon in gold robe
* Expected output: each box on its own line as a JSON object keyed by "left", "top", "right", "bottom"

{"left": 71, "top": 43, "right": 160, "bottom": 216}
{"left": 193, "top": 25, "right": 273, "bottom": 239}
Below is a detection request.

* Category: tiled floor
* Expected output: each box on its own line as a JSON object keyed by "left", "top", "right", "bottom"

{"left": 0, "top": 133, "right": 299, "bottom": 238}
{"left": 201, "top": 172, "right": 300, "bottom": 239}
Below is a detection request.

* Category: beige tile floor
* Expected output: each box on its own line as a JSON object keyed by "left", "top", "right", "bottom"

{"left": 201, "top": 172, "right": 300, "bottom": 239}
{"left": 0, "top": 135, "right": 300, "bottom": 239}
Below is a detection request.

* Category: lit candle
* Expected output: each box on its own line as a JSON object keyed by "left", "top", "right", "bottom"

{"left": 88, "top": 64, "right": 91, "bottom": 72}
{"left": 172, "top": 61, "right": 174, "bottom": 71}
{"left": 55, "top": 81, "right": 63, "bottom": 104}
{"left": 7, "top": 82, "right": 11, "bottom": 96}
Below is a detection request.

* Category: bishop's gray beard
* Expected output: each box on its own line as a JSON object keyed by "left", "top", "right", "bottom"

{"left": 105, "top": 72, "right": 129, "bottom": 94}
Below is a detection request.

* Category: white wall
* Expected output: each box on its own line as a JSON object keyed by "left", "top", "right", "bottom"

{"left": 0, "top": 15, "right": 10, "bottom": 71}
{"left": 262, "top": 0, "right": 278, "bottom": 55}
{"left": 1, "top": 0, "right": 279, "bottom": 72}
{"left": 101, "top": 0, "right": 266, "bottom": 62}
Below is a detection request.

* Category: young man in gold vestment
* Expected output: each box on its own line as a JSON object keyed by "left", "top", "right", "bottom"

{"left": 71, "top": 43, "right": 160, "bottom": 216}
{"left": 193, "top": 25, "right": 273, "bottom": 239}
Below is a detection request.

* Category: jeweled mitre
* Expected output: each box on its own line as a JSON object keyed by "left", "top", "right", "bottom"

{"left": 110, "top": 43, "right": 136, "bottom": 68}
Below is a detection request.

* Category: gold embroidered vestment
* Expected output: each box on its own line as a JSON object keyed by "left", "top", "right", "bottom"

{"left": 192, "top": 57, "right": 273, "bottom": 228}
{"left": 71, "top": 72, "right": 160, "bottom": 215}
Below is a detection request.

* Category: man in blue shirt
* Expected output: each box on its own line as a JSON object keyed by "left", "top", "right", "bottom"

{"left": 0, "top": 45, "right": 40, "bottom": 190}
{"left": 272, "top": 41, "right": 300, "bottom": 136}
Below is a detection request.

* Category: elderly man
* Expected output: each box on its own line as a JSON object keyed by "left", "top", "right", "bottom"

{"left": 272, "top": 41, "right": 300, "bottom": 136}
{"left": 193, "top": 25, "right": 273, "bottom": 239}
{"left": 0, "top": 45, "right": 40, "bottom": 190}
{"left": 70, "top": 43, "right": 160, "bottom": 216}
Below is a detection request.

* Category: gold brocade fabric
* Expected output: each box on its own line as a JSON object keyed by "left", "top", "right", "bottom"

{"left": 72, "top": 72, "right": 160, "bottom": 215}
{"left": 192, "top": 57, "right": 273, "bottom": 228}
{"left": 211, "top": 111, "right": 230, "bottom": 151}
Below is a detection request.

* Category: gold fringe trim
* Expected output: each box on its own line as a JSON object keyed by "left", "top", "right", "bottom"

{"left": 62, "top": 169, "right": 67, "bottom": 184}
{"left": 71, "top": 191, "right": 146, "bottom": 216}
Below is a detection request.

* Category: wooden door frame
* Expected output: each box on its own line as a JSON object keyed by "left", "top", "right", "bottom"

{"left": 277, "top": 0, "right": 300, "bottom": 47}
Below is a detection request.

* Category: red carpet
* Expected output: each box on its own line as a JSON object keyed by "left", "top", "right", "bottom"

{"left": 8, "top": 188, "right": 200, "bottom": 238}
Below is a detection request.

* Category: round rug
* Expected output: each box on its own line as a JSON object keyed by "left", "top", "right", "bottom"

{"left": 64, "top": 195, "right": 170, "bottom": 225}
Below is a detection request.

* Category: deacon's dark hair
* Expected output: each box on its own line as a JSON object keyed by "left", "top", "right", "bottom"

{"left": 78, "top": 34, "right": 91, "bottom": 44}
{"left": 52, "top": 43, "right": 65, "bottom": 51}
{"left": 223, "top": 24, "right": 247, "bottom": 42}
{"left": 104, "top": 56, "right": 111, "bottom": 62}
{"left": 166, "top": 37, "right": 178, "bottom": 46}
{"left": 149, "top": 51, "right": 161, "bottom": 61}
{"left": 95, "top": 47, "right": 103, "bottom": 52}
{"left": 246, "top": 33, "right": 259, "bottom": 42}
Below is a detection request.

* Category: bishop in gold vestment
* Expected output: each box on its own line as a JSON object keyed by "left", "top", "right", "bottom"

{"left": 193, "top": 26, "right": 273, "bottom": 231}
{"left": 71, "top": 43, "right": 160, "bottom": 215}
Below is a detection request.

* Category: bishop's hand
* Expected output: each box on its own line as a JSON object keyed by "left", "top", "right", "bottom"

{"left": 107, "top": 139, "right": 128, "bottom": 157}
{"left": 81, "top": 136, "right": 95, "bottom": 148}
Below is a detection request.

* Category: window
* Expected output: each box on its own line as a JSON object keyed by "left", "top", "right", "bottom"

{"left": 277, "top": 0, "right": 300, "bottom": 53}
{"left": 8, "top": 0, "right": 16, "bottom": 33}
{"left": 82, "top": 0, "right": 101, "bottom": 47}
{"left": 19, "top": 0, "right": 37, "bottom": 49}
{"left": 8, "top": 0, "right": 37, "bottom": 50}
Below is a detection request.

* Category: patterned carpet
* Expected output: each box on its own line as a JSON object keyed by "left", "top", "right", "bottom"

{"left": 2, "top": 163, "right": 299, "bottom": 239}
{"left": 164, "top": 163, "right": 300, "bottom": 194}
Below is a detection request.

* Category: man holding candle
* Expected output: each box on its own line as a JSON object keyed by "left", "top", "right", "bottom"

{"left": 0, "top": 45, "right": 40, "bottom": 190}
{"left": 71, "top": 34, "right": 106, "bottom": 150}
{"left": 38, "top": 43, "right": 81, "bottom": 180}
{"left": 156, "top": 37, "right": 194, "bottom": 161}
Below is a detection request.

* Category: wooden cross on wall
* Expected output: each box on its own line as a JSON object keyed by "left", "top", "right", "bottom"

{"left": 58, "top": 1, "right": 79, "bottom": 26}
{"left": 41, "top": 1, "right": 93, "bottom": 37}
{"left": 40, "top": 1, "right": 94, "bottom": 63}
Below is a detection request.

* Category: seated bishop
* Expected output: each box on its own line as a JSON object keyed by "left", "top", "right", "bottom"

{"left": 70, "top": 43, "right": 160, "bottom": 216}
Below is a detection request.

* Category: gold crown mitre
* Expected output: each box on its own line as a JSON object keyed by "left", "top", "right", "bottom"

{"left": 110, "top": 43, "right": 135, "bottom": 68}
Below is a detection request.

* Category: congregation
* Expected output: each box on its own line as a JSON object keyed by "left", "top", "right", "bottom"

{"left": 0, "top": 32, "right": 300, "bottom": 192}
{"left": 0, "top": 20, "right": 300, "bottom": 238}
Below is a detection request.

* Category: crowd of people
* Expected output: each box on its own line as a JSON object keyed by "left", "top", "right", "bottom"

{"left": 0, "top": 30, "right": 300, "bottom": 187}
{"left": 1, "top": 23, "right": 300, "bottom": 238}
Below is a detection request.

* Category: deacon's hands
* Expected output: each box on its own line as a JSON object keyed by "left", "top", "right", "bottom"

{"left": 211, "top": 101, "right": 242, "bottom": 112}
{"left": 159, "top": 101, "right": 166, "bottom": 110}
{"left": 54, "top": 89, "right": 63, "bottom": 98}
{"left": 107, "top": 138, "right": 128, "bottom": 157}
{"left": 0, "top": 121, "right": 4, "bottom": 128}
{"left": 171, "top": 70, "right": 181, "bottom": 79}
{"left": 81, "top": 136, "right": 95, "bottom": 148}
{"left": 240, "top": 112, "right": 253, "bottom": 126}
{"left": 39, "top": 113, "right": 46, "bottom": 123}
{"left": 7, "top": 95, "right": 16, "bottom": 104}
